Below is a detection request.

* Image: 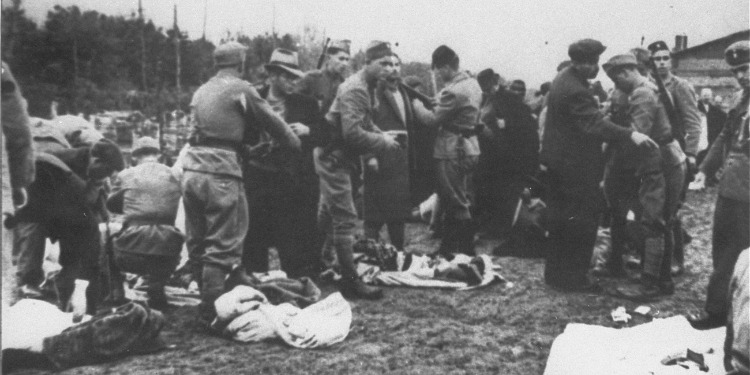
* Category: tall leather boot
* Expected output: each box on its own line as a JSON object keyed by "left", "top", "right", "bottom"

{"left": 437, "top": 217, "right": 458, "bottom": 259}
{"left": 457, "top": 219, "right": 477, "bottom": 256}
{"left": 616, "top": 231, "right": 669, "bottom": 301}
{"left": 335, "top": 235, "right": 383, "bottom": 300}
{"left": 198, "top": 264, "right": 228, "bottom": 326}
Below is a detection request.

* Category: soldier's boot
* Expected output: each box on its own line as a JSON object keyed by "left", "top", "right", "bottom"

{"left": 146, "top": 278, "right": 169, "bottom": 311}
{"left": 456, "top": 219, "right": 477, "bottom": 257}
{"left": 616, "top": 233, "right": 671, "bottom": 301}
{"left": 198, "top": 264, "right": 228, "bottom": 327}
{"left": 436, "top": 217, "right": 459, "bottom": 259}
{"left": 335, "top": 236, "right": 383, "bottom": 300}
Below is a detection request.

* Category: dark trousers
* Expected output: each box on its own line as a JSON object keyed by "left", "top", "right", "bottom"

{"left": 705, "top": 196, "right": 750, "bottom": 316}
{"left": 544, "top": 169, "right": 603, "bottom": 287}
{"left": 242, "top": 168, "right": 321, "bottom": 277}
{"left": 435, "top": 156, "right": 478, "bottom": 221}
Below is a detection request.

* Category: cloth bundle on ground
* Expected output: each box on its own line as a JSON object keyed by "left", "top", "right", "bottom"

{"left": 2, "top": 299, "right": 166, "bottom": 372}
{"left": 210, "top": 286, "right": 352, "bottom": 349}
{"left": 544, "top": 316, "right": 726, "bottom": 375}
{"left": 350, "top": 239, "right": 509, "bottom": 290}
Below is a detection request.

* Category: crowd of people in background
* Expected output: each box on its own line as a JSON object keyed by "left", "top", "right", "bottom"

{"left": 3, "top": 31, "right": 749, "bottom": 373}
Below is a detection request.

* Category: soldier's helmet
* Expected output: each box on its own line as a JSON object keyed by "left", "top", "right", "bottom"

{"left": 213, "top": 41, "right": 248, "bottom": 68}
{"left": 725, "top": 40, "right": 750, "bottom": 68}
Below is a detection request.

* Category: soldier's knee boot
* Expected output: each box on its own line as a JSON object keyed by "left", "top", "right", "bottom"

{"left": 334, "top": 235, "right": 383, "bottom": 300}
{"left": 198, "top": 264, "right": 228, "bottom": 325}
{"left": 437, "top": 217, "right": 459, "bottom": 258}
{"left": 457, "top": 219, "right": 477, "bottom": 256}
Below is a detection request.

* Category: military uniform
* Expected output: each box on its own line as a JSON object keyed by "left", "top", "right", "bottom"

{"left": 106, "top": 137, "right": 183, "bottom": 308}
{"left": 540, "top": 40, "right": 634, "bottom": 290}
{"left": 316, "top": 43, "right": 398, "bottom": 299}
{"left": 182, "top": 42, "right": 300, "bottom": 321}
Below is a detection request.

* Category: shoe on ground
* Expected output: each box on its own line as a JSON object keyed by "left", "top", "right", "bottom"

{"left": 614, "top": 281, "right": 674, "bottom": 302}
{"left": 688, "top": 312, "right": 726, "bottom": 330}
{"left": 18, "top": 284, "right": 44, "bottom": 299}
{"left": 339, "top": 279, "right": 383, "bottom": 300}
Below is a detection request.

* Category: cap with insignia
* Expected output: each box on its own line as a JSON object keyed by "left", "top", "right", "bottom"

{"left": 265, "top": 48, "right": 304, "bottom": 77}
{"left": 327, "top": 39, "right": 351, "bottom": 55}
{"left": 647, "top": 40, "right": 670, "bottom": 54}
{"left": 602, "top": 53, "right": 639, "bottom": 75}
{"left": 568, "top": 39, "right": 606, "bottom": 63}
{"left": 365, "top": 41, "right": 394, "bottom": 62}
{"left": 725, "top": 40, "right": 750, "bottom": 68}
{"left": 213, "top": 41, "right": 248, "bottom": 67}
{"left": 131, "top": 136, "right": 160, "bottom": 157}
{"left": 431, "top": 45, "right": 458, "bottom": 69}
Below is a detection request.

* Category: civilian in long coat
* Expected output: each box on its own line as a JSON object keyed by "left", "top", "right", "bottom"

{"left": 540, "top": 39, "right": 655, "bottom": 291}
{"left": 363, "top": 56, "right": 416, "bottom": 250}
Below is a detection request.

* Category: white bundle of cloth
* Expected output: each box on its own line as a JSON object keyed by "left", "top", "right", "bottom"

{"left": 2, "top": 299, "right": 91, "bottom": 352}
{"left": 211, "top": 286, "right": 352, "bottom": 349}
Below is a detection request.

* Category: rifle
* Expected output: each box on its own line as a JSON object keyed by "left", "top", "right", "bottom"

{"left": 648, "top": 59, "right": 685, "bottom": 150}
{"left": 316, "top": 38, "right": 331, "bottom": 70}
{"left": 400, "top": 82, "right": 435, "bottom": 110}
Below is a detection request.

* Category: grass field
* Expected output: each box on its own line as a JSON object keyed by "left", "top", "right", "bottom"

{"left": 3, "top": 187, "right": 717, "bottom": 375}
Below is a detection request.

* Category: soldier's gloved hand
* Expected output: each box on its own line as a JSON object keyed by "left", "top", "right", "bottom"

{"left": 630, "top": 132, "right": 658, "bottom": 149}
{"left": 12, "top": 187, "right": 27, "bottom": 209}
{"left": 289, "top": 122, "right": 310, "bottom": 137}
{"left": 382, "top": 132, "right": 401, "bottom": 150}
{"left": 366, "top": 158, "right": 379, "bottom": 173}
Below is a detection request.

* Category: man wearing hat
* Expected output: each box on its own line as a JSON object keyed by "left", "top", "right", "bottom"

{"left": 182, "top": 41, "right": 301, "bottom": 323}
{"left": 689, "top": 40, "right": 750, "bottom": 330}
{"left": 298, "top": 39, "right": 352, "bottom": 115}
{"left": 540, "top": 39, "right": 657, "bottom": 292}
{"left": 602, "top": 53, "right": 687, "bottom": 300}
{"left": 315, "top": 40, "right": 401, "bottom": 299}
{"left": 105, "top": 137, "right": 183, "bottom": 310}
{"left": 411, "top": 45, "right": 483, "bottom": 257}
{"left": 648, "top": 40, "right": 702, "bottom": 276}
{"left": 243, "top": 48, "right": 327, "bottom": 278}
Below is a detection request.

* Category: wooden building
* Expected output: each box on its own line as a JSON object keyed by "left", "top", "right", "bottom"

{"left": 672, "top": 29, "right": 750, "bottom": 110}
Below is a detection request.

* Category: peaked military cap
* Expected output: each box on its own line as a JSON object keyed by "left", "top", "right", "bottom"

{"left": 213, "top": 41, "right": 248, "bottom": 67}
{"left": 647, "top": 40, "right": 670, "bottom": 54}
{"left": 265, "top": 48, "right": 304, "bottom": 77}
{"left": 432, "top": 45, "right": 458, "bottom": 69}
{"left": 602, "top": 53, "right": 638, "bottom": 74}
{"left": 131, "top": 136, "right": 160, "bottom": 157}
{"left": 328, "top": 39, "right": 351, "bottom": 55}
{"left": 725, "top": 40, "right": 750, "bottom": 68}
{"left": 568, "top": 39, "right": 606, "bottom": 63}
{"left": 365, "top": 41, "right": 394, "bottom": 62}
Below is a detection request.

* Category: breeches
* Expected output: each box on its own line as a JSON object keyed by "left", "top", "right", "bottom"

{"left": 435, "top": 156, "right": 478, "bottom": 221}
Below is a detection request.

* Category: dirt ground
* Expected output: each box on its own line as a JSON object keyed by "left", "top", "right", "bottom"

{"left": 3, "top": 187, "right": 718, "bottom": 375}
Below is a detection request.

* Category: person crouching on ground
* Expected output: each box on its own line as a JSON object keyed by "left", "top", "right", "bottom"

{"left": 106, "top": 136, "right": 184, "bottom": 310}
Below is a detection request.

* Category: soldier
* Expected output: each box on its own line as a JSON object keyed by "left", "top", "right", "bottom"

{"left": 540, "top": 39, "right": 656, "bottom": 292}
{"left": 297, "top": 39, "right": 352, "bottom": 115}
{"left": 243, "top": 48, "right": 325, "bottom": 278}
{"left": 648, "top": 40, "right": 702, "bottom": 276}
{"left": 182, "top": 41, "right": 300, "bottom": 323}
{"left": 106, "top": 137, "right": 184, "bottom": 310}
{"left": 315, "top": 40, "right": 401, "bottom": 299}
{"left": 689, "top": 40, "right": 750, "bottom": 330}
{"left": 602, "top": 54, "right": 687, "bottom": 300}
{"left": 411, "top": 45, "right": 482, "bottom": 257}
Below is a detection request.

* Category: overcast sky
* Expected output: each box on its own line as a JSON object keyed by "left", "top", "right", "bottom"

{"left": 18, "top": 0, "right": 750, "bottom": 89}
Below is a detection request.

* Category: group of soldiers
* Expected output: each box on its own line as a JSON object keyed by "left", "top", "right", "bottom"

{"left": 2, "top": 29, "right": 749, "bottom": 362}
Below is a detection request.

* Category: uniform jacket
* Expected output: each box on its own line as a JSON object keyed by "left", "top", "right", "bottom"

{"left": 107, "top": 161, "right": 184, "bottom": 258}
{"left": 363, "top": 81, "right": 416, "bottom": 221}
{"left": 663, "top": 74, "right": 702, "bottom": 157}
{"left": 324, "top": 70, "right": 391, "bottom": 168}
{"left": 412, "top": 71, "right": 482, "bottom": 160}
{"left": 185, "top": 70, "right": 300, "bottom": 179}
{"left": 297, "top": 69, "right": 345, "bottom": 115}
{"left": 698, "top": 101, "right": 728, "bottom": 147}
{"left": 699, "top": 91, "right": 749, "bottom": 202}
{"left": 1, "top": 61, "right": 35, "bottom": 190}
{"left": 541, "top": 66, "right": 632, "bottom": 184}
{"left": 477, "top": 89, "right": 539, "bottom": 177}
